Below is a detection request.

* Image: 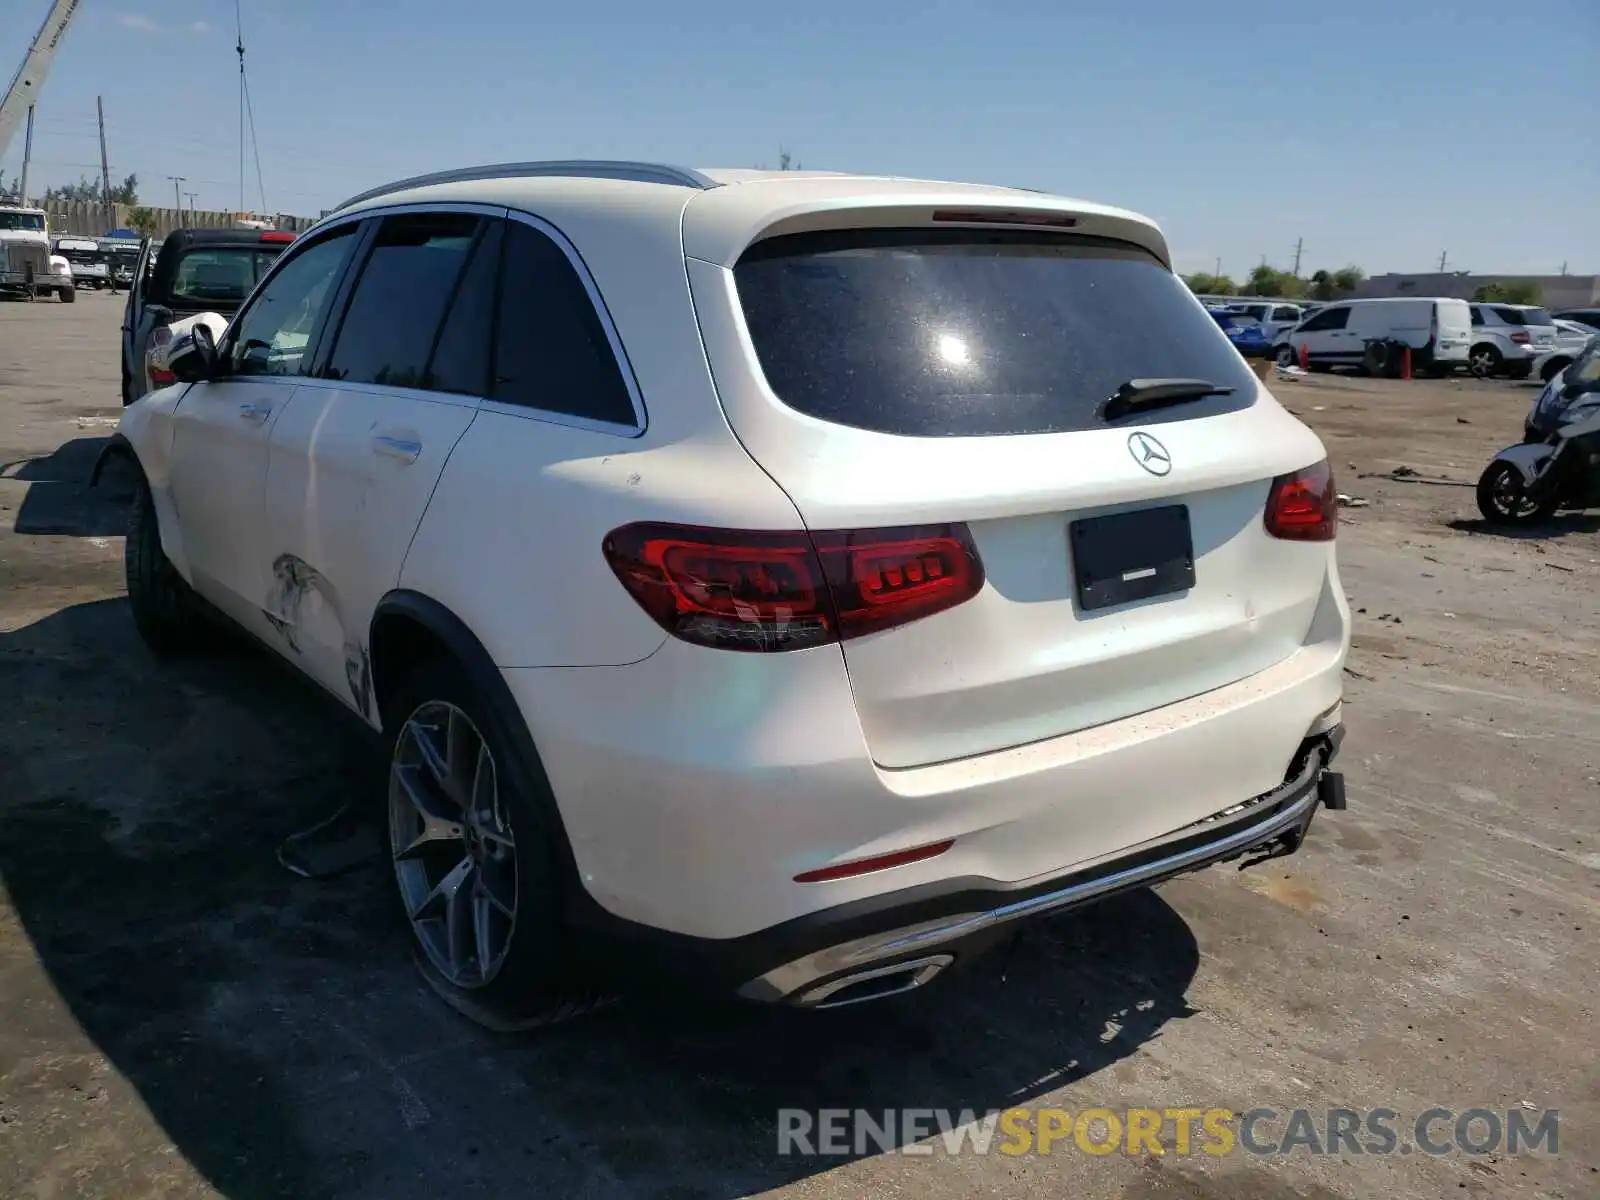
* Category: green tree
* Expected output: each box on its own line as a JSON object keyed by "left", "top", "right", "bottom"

{"left": 43, "top": 176, "right": 103, "bottom": 203}
{"left": 1244, "top": 265, "right": 1304, "bottom": 298}
{"left": 1331, "top": 265, "right": 1365, "bottom": 295}
{"left": 1308, "top": 269, "right": 1336, "bottom": 301}
{"left": 110, "top": 173, "right": 139, "bottom": 205}
{"left": 0, "top": 172, "right": 18, "bottom": 203}
{"left": 1183, "top": 272, "right": 1237, "bottom": 296}
{"left": 128, "top": 207, "right": 159, "bottom": 237}
{"left": 1474, "top": 280, "right": 1542, "bottom": 305}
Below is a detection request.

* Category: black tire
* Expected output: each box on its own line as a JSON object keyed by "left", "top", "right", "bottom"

{"left": 125, "top": 476, "right": 205, "bottom": 654}
{"left": 58, "top": 286, "right": 75, "bottom": 304}
{"left": 382, "top": 656, "right": 607, "bottom": 1032}
{"left": 1274, "top": 344, "right": 1298, "bottom": 368}
{"left": 1468, "top": 344, "right": 1501, "bottom": 379}
{"left": 1475, "top": 461, "right": 1558, "bottom": 526}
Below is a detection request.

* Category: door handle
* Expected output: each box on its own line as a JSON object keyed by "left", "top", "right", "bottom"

{"left": 238, "top": 401, "right": 272, "bottom": 424}
{"left": 372, "top": 434, "right": 422, "bottom": 463}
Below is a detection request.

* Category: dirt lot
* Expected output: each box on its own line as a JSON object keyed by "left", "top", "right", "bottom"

{"left": 1, "top": 294, "right": 1596, "bottom": 1200}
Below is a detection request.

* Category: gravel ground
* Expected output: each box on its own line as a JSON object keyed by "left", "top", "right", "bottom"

{"left": 1, "top": 293, "right": 1596, "bottom": 1200}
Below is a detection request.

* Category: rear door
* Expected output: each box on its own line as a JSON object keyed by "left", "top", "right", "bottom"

{"left": 692, "top": 226, "right": 1330, "bottom": 769}
{"left": 258, "top": 210, "right": 491, "bottom": 716}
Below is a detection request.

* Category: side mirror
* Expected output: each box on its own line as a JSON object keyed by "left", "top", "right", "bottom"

{"left": 159, "top": 312, "right": 228, "bottom": 384}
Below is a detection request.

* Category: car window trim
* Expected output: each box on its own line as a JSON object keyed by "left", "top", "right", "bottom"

{"left": 313, "top": 207, "right": 491, "bottom": 385}
{"left": 219, "top": 217, "right": 370, "bottom": 375}
{"left": 475, "top": 207, "right": 648, "bottom": 438}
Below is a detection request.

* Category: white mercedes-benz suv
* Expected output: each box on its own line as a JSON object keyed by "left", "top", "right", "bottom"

{"left": 101, "top": 161, "right": 1350, "bottom": 1027}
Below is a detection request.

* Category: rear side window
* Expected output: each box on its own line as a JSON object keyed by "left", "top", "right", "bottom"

{"left": 1492, "top": 305, "right": 1552, "bottom": 326}
{"left": 490, "top": 219, "right": 637, "bottom": 426}
{"left": 325, "top": 213, "right": 481, "bottom": 389}
{"left": 425, "top": 219, "right": 503, "bottom": 396}
{"left": 733, "top": 230, "right": 1257, "bottom": 437}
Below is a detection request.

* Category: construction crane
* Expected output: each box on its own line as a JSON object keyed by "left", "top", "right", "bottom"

{"left": 0, "top": 0, "right": 83, "bottom": 164}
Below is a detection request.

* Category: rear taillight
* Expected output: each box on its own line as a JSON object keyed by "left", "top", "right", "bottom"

{"left": 602, "top": 522, "right": 985, "bottom": 652}
{"left": 147, "top": 325, "right": 175, "bottom": 386}
{"left": 1264, "top": 460, "right": 1337, "bottom": 542}
{"left": 1511, "top": 331, "right": 1531, "bottom": 345}
{"left": 259, "top": 231, "right": 295, "bottom": 243}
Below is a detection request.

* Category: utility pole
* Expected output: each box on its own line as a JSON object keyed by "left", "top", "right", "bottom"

{"left": 185, "top": 191, "right": 198, "bottom": 216}
{"left": 1438, "top": 250, "right": 1448, "bottom": 272}
{"left": 1214, "top": 256, "right": 1222, "bottom": 279}
{"left": 168, "top": 174, "right": 186, "bottom": 212}
{"left": 97, "top": 96, "right": 114, "bottom": 231}
{"left": 18, "top": 106, "right": 34, "bottom": 205}
{"left": 1291, "top": 237, "right": 1303, "bottom": 277}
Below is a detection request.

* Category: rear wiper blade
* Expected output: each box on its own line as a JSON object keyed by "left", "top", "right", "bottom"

{"left": 1101, "top": 378, "right": 1235, "bottom": 423}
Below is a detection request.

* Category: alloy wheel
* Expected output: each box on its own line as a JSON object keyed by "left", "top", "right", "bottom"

{"left": 389, "top": 701, "right": 518, "bottom": 989}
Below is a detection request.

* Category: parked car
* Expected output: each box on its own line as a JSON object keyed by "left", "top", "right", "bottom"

{"left": 1221, "top": 301, "right": 1306, "bottom": 341}
{"left": 1272, "top": 297, "right": 1472, "bottom": 376}
{"left": 1532, "top": 319, "right": 1598, "bottom": 382}
{"left": 52, "top": 237, "right": 111, "bottom": 289}
{"left": 120, "top": 227, "right": 295, "bottom": 405}
{"left": 102, "top": 162, "right": 1349, "bottom": 1026}
{"left": 1550, "top": 308, "right": 1600, "bottom": 335}
{"left": 102, "top": 238, "right": 141, "bottom": 291}
{"left": 1467, "top": 303, "right": 1558, "bottom": 379}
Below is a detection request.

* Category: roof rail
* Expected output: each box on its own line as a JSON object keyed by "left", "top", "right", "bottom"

{"left": 332, "top": 160, "right": 719, "bottom": 212}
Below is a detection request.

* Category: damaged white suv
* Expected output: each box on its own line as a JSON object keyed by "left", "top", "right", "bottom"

{"left": 104, "top": 161, "right": 1350, "bottom": 1027}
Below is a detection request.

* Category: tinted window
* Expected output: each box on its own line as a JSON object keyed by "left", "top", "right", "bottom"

{"left": 1469, "top": 306, "right": 1483, "bottom": 326}
{"left": 491, "top": 220, "right": 636, "bottom": 425}
{"left": 229, "top": 228, "right": 358, "bottom": 377}
{"left": 1491, "top": 305, "right": 1553, "bottom": 326}
{"left": 325, "top": 213, "right": 480, "bottom": 389}
{"left": 1299, "top": 307, "right": 1348, "bottom": 332}
{"left": 424, "top": 220, "right": 503, "bottom": 396}
{"left": 1272, "top": 306, "right": 1301, "bottom": 321}
{"left": 734, "top": 230, "right": 1256, "bottom": 437}
{"left": 168, "top": 247, "right": 279, "bottom": 305}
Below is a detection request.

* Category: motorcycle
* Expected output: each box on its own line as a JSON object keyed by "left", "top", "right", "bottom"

{"left": 1476, "top": 333, "right": 1600, "bottom": 525}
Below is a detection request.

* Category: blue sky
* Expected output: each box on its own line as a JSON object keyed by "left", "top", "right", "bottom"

{"left": 4, "top": 0, "right": 1595, "bottom": 277}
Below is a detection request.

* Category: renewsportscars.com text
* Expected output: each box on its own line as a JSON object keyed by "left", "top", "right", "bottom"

{"left": 777, "top": 1106, "right": 1560, "bottom": 1158}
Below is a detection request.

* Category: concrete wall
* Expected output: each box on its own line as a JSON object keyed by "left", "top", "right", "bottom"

{"left": 37, "top": 200, "right": 318, "bottom": 239}
{"left": 1356, "top": 272, "right": 1600, "bottom": 309}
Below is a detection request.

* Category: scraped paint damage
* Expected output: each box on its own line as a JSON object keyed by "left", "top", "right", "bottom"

{"left": 265, "top": 553, "right": 375, "bottom": 720}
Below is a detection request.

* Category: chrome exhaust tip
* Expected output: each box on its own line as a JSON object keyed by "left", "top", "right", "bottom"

{"left": 796, "top": 954, "right": 955, "bottom": 1010}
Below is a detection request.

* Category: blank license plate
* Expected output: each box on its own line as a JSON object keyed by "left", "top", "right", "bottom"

{"left": 1070, "top": 505, "right": 1196, "bottom": 612}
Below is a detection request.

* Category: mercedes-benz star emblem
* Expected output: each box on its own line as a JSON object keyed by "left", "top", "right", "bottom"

{"left": 1127, "top": 431, "right": 1172, "bottom": 476}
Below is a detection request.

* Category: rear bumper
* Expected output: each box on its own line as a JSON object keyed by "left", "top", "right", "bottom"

{"left": 566, "top": 725, "right": 1345, "bottom": 1006}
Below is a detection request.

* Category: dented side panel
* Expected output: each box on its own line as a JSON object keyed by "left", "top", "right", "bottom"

{"left": 259, "top": 381, "right": 479, "bottom": 724}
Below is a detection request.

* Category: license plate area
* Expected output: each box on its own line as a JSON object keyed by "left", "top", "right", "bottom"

{"left": 1070, "top": 505, "right": 1196, "bottom": 612}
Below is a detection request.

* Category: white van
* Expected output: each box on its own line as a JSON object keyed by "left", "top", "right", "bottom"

{"left": 1272, "top": 298, "right": 1472, "bottom": 375}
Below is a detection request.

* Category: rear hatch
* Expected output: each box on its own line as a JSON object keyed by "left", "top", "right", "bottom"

{"left": 693, "top": 218, "right": 1332, "bottom": 769}
{"left": 151, "top": 241, "right": 286, "bottom": 316}
{"left": 1494, "top": 305, "right": 1558, "bottom": 351}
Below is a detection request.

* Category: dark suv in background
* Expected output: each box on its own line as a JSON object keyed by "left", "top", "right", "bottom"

{"left": 121, "top": 227, "right": 296, "bottom": 405}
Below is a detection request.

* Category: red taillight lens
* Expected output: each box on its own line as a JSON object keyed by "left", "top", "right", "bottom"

{"left": 602, "top": 522, "right": 985, "bottom": 652}
{"left": 1264, "top": 460, "right": 1337, "bottom": 542}
{"left": 794, "top": 838, "right": 956, "bottom": 883}
{"left": 147, "top": 325, "right": 175, "bottom": 385}
{"left": 1510, "top": 330, "right": 1531, "bottom": 345}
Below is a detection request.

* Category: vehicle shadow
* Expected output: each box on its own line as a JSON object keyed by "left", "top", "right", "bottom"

{"left": 0, "top": 597, "right": 1203, "bottom": 1200}
{"left": 3, "top": 436, "right": 134, "bottom": 537}
{"left": 1446, "top": 514, "right": 1600, "bottom": 540}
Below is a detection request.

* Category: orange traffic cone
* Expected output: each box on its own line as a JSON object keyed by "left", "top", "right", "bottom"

{"left": 1402, "top": 347, "right": 1413, "bottom": 381}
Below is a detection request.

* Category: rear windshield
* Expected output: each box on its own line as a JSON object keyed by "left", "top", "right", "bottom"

{"left": 733, "top": 230, "right": 1256, "bottom": 437}
{"left": 1492, "top": 306, "right": 1554, "bottom": 326}
{"left": 165, "top": 247, "right": 281, "bottom": 306}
